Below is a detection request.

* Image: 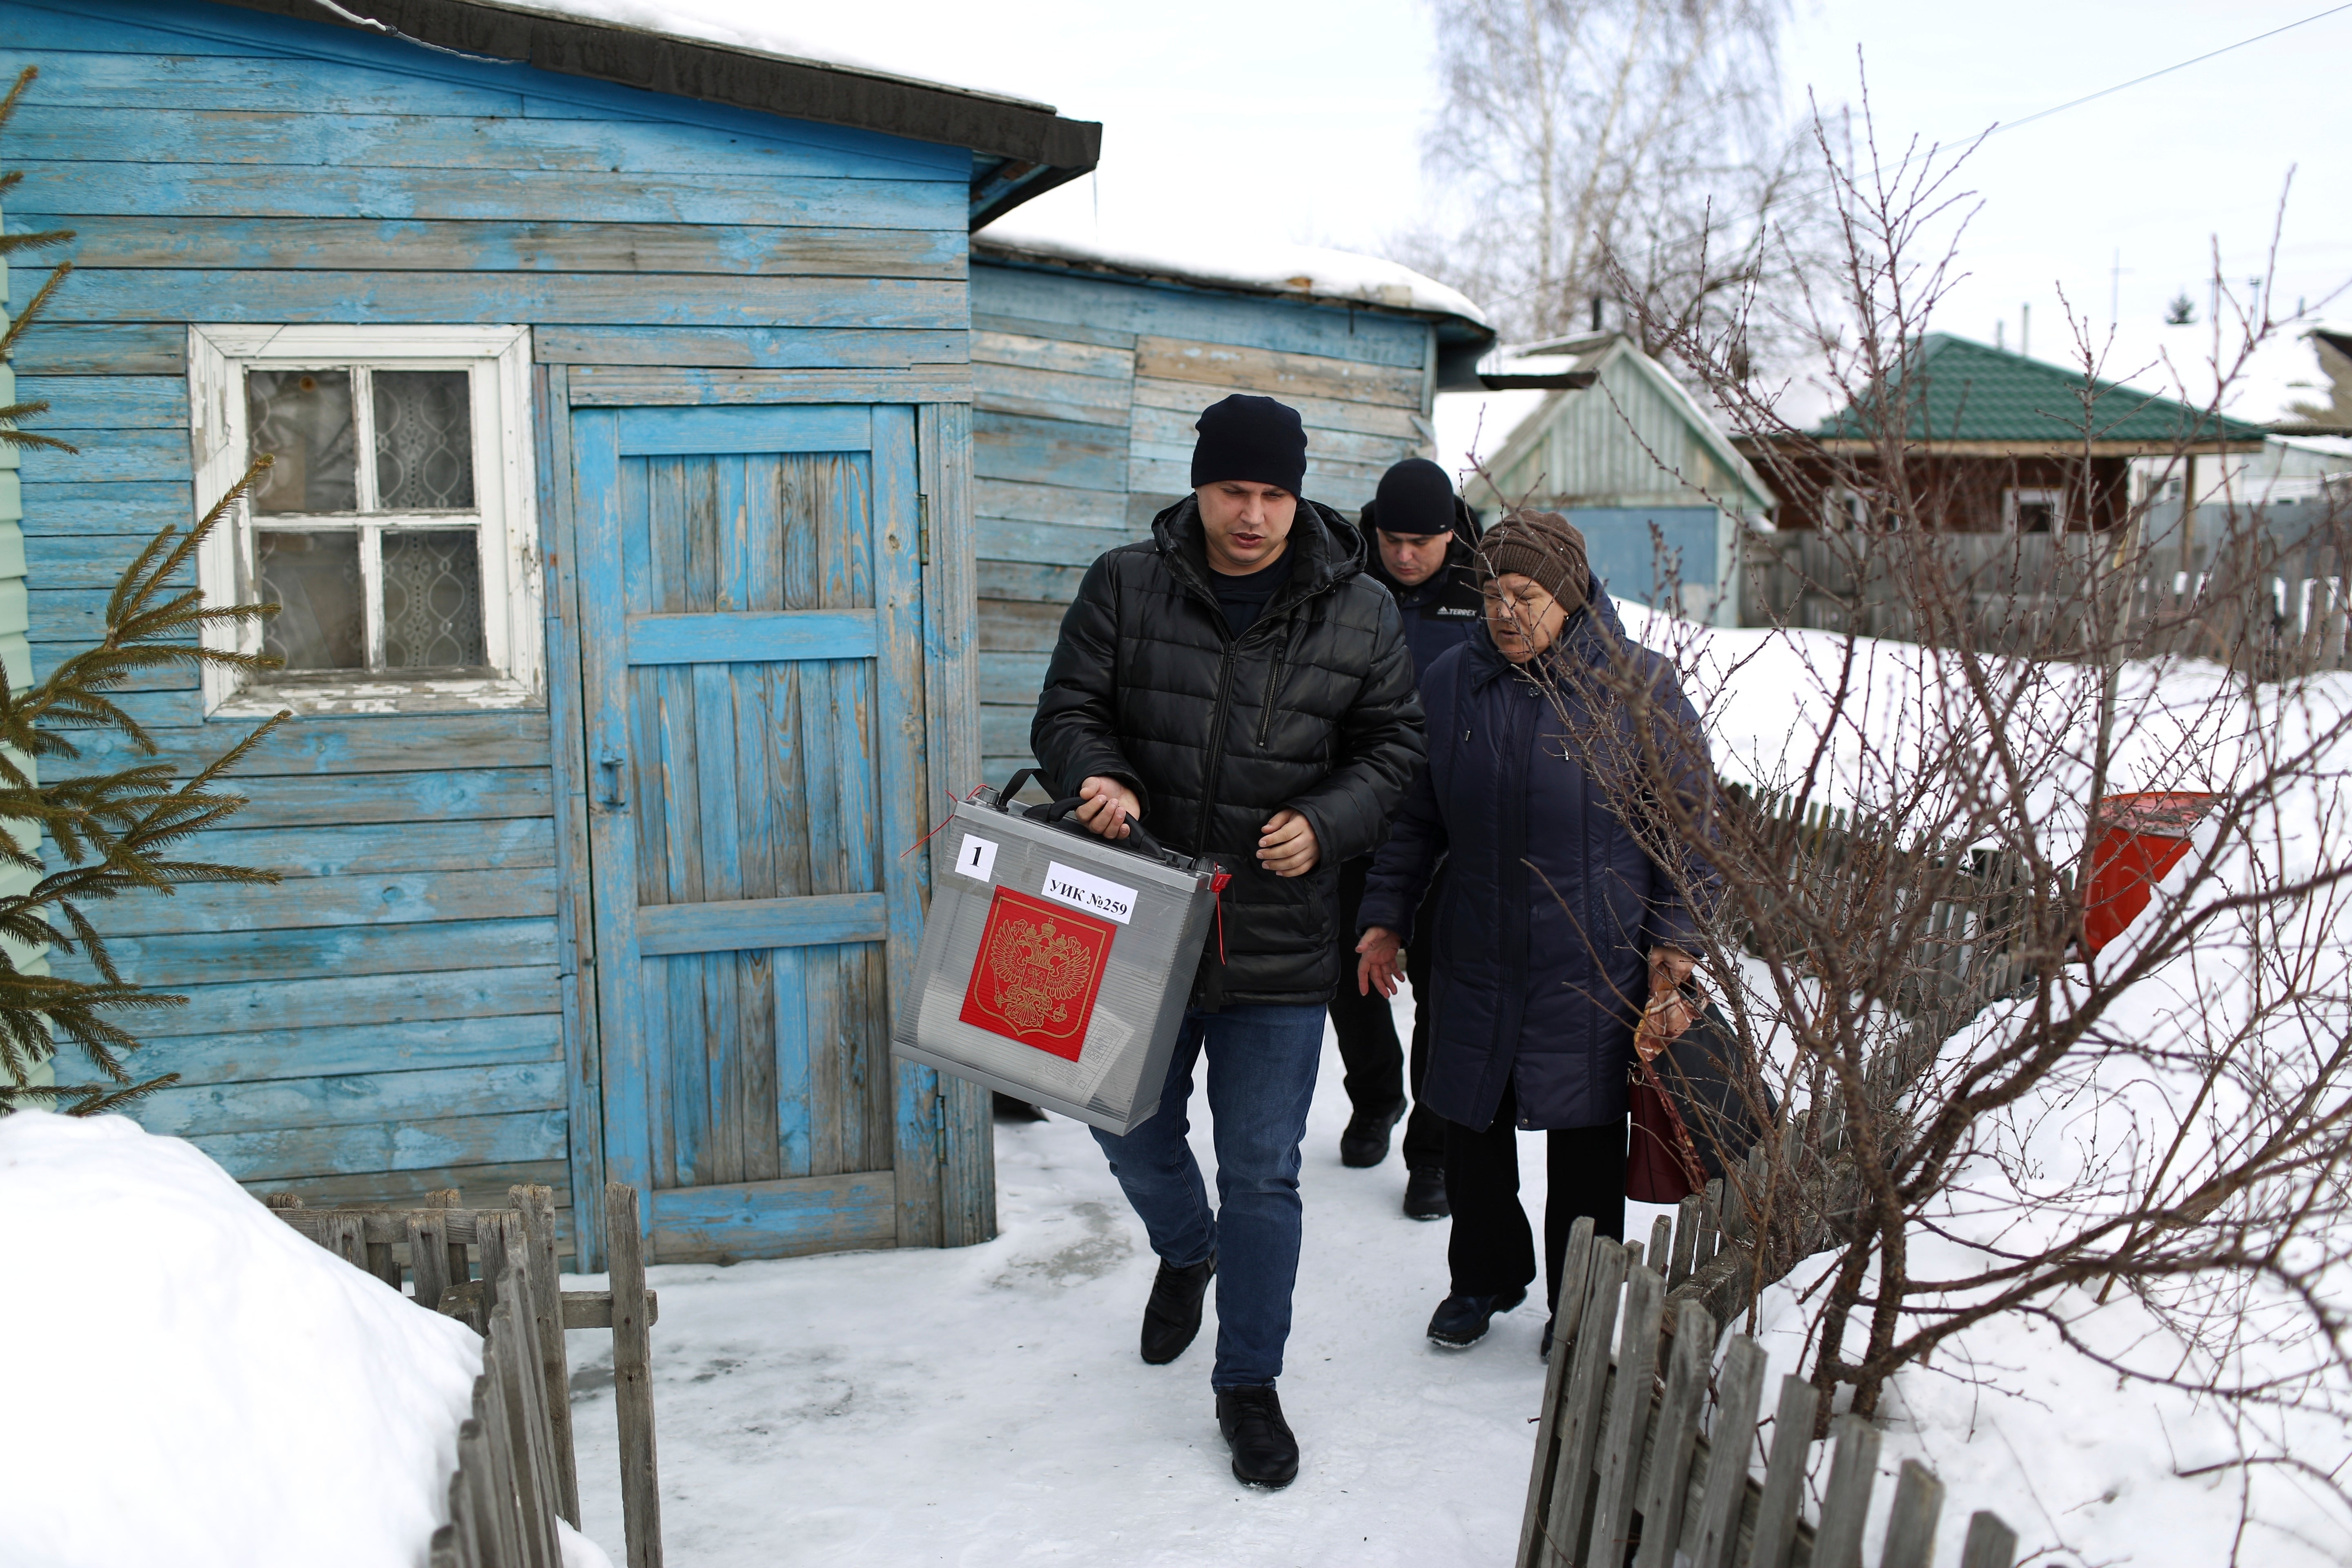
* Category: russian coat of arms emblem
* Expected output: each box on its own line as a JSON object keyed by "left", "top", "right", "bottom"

{"left": 958, "top": 886, "right": 1116, "bottom": 1060}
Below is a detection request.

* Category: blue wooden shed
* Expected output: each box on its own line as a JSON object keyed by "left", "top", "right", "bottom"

{"left": 13, "top": 0, "right": 1099, "bottom": 1266}
{"left": 964, "top": 225, "right": 1494, "bottom": 785}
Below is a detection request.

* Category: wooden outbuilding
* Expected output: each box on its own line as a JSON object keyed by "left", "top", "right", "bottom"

{"left": 965, "top": 227, "right": 1494, "bottom": 786}
{"left": 1458, "top": 332, "right": 1774, "bottom": 625}
{"left": 14, "top": 0, "right": 1099, "bottom": 1266}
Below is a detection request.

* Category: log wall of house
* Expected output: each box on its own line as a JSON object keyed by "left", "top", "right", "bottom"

{"left": 10, "top": 0, "right": 976, "bottom": 1257}
{"left": 968, "top": 259, "right": 1437, "bottom": 787}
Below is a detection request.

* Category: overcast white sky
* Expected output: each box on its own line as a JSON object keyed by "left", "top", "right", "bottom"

{"left": 555, "top": 0, "right": 2352, "bottom": 415}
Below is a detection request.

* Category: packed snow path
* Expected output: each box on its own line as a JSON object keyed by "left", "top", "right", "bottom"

{"left": 563, "top": 1008, "right": 1603, "bottom": 1566}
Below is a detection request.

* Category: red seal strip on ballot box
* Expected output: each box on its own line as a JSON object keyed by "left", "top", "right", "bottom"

{"left": 958, "top": 886, "right": 1117, "bottom": 1061}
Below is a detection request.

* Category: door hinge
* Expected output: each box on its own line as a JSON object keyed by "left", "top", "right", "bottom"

{"left": 917, "top": 491, "right": 931, "bottom": 566}
{"left": 933, "top": 1091, "right": 949, "bottom": 1165}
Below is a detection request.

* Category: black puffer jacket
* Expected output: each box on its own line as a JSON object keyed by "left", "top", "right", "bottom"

{"left": 1031, "top": 495, "right": 1427, "bottom": 1007}
{"left": 1357, "top": 492, "right": 1486, "bottom": 683}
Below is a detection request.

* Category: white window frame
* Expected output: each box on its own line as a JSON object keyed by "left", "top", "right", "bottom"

{"left": 2002, "top": 486, "right": 2065, "bottom": 532}
{"left": 187, "top": 324, "right": 541, "bottom": 716}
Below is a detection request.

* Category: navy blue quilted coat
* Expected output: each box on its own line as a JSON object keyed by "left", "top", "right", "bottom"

{"left": 1357, "top": 591, "right": 1718, "bottom": 1132}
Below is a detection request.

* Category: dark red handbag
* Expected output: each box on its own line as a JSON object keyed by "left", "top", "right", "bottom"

{"left": 1627, "top": 1054, "right": 1708, "bottom": 1203}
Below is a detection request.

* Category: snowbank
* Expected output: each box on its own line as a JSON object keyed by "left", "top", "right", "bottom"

{"left": 0, "top": 1111, "right": 484, "bottom": 1568}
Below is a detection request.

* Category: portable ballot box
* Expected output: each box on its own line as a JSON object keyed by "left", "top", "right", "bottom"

{"left": 891, "top": 783, "right": 1222, "bottom": 1135}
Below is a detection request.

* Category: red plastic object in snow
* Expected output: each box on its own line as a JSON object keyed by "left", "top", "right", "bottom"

{"left": 2082, "top": 792, "right": 2216, "bottom": 955}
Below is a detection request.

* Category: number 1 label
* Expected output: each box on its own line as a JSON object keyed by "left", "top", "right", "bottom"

{"left": 955, "top": 835, "right": 999, "bottom": 882}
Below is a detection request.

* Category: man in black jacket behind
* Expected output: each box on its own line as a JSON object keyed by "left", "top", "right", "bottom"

{"left": 1031, "top": 394, "right": 1424, "bottom": 1489}
{"left": 1328, "top": 459, "right": 1485, "bottom": 1219}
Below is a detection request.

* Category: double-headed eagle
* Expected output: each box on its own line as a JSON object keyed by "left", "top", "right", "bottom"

{"left": 984, "top": 914, "right": 1096, "bottom": 1035}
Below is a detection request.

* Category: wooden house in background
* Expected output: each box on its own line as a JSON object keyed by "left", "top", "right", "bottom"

{"left": 1454, "top": 332, "right": 1775, "bottom": 626}
{"left": 13, "top": 0, "right": 1099, "bottom": 1267}
{"left": 1740, "top": 333, "right": 2267, "bottom": 533}
{"left": 965, "top": 226, "right": 1494, "bottom": 786}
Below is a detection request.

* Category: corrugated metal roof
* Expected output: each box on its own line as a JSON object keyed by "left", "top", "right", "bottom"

{"left": 1813, "top": 333, "right": 2271, "bottom": 446}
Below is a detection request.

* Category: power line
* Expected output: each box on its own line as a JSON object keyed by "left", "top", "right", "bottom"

{"left": 1471, "top": 3, "right": 2352, "bottom": 319}
{"left": 1980, "top": 1, "right": 2352, "bottom": 143}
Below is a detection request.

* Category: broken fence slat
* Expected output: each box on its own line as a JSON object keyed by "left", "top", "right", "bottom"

{"left": 1959, "top": 1510, "right": 2020, "bottom": 1568}
{"left": 1746, "top": 1375, "right": 1819, "bottom": 1568}
{"left": 1631, "top": 1299, "right": 1713, "bottom": 1568}
{"left": 1585, "top": 1257, "right": 1665, "bottom": 1568}
{"left": 1683, "top": 1335, "right": 1768, "bottom": 1568}
{"left": 1671, "top": 1194, "right": 1702, "bottom": 1289}
{"left": 1879, "top": 1459, "right": 1946, "bottom": 1568}
{"left": 1812, "top": 1413, "right": 1882, "bottom": 1568}
{"left": 408, "top": 1214, "right": 450, "bottom": 1312}
{"left": 608, "top": 1181, "right": 665, "bottom": 1568}
{"left": 512, "top": 1183, "right": 582, "bottom": 1528}
{"left": 1518, "top": 1215, "right": 1597, "bottom": 1568}
{"left": 1540, "top": 1237, "right": 1630, "bottom": 1568}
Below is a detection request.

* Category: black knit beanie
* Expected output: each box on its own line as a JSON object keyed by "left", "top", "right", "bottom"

{"left": 1369, "top": 457, "right": 1458, "bottom": 535}
{"left": 1191, "top": 394, "right": 1307, "bottom": 496}
{"left": 1477, "top": 509, "right": 1591, "bottom": 613}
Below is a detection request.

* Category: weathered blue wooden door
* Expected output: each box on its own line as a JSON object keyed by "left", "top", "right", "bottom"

{"left": 570, "top": 404, "right": 925, "bottom": 1262}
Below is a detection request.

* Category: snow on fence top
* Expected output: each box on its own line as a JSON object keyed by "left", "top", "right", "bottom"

{"left": 976, "top": 215, "right": 1492, "bottom": 329}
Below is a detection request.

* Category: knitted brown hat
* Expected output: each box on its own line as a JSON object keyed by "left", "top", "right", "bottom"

{"left": 1477, "top": 509, "right": 1590, "bottom": 612}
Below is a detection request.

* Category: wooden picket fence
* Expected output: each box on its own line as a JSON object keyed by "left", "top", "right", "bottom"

{"left": 1520, "top": 1214, "right": 2021, "bottom": 1568}
{"left": 1739, "top": 506, "right": 2352, "bottom": 679}
{"left": 267, "top": 1180, "right": 663, "bottom": 1568}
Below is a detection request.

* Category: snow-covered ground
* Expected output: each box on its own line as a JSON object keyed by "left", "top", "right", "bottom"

{"left": 561, "top": 999, "right": 1673, "bottom": 1568}
{"left": 559, "top": 611, "right": 2352, "bottom": 1567}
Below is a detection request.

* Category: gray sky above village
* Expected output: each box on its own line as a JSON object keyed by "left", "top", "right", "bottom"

{"left": 575, "top": 0, "right": 2352, "bottom": 414}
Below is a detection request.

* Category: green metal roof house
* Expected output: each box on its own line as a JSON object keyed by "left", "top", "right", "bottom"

{"left": 1745, "top": 332, "right": 2270, "bottom": 532}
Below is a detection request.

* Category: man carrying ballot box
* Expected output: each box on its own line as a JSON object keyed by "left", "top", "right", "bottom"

{"left": 1031, "top": 394, "right": 1425, "bottom": 1488}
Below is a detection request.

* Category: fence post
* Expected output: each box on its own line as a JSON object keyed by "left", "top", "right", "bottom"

{"left": 1539, "top": 1240, "right": 1631, "bottom": 1568}
{"left": 1880, "top": 1458, "right": 1946, "bottom": 1568}
{"left": 1630, "top": 1300, "right": 1712, "bottom": 1568}
{"left": 1960, "top": 1510, "right": 2021, "bottom": 1568}
{"left": 1518, "top": 1216, "right": 1597, "bottom": 1568}
{"left": 1585, "top": 1261, "right": 1666, "bottom": 1566}
{"left": 608, "top": 1182, "right": 664, "bottom": 1568}
{"left": 1682, "top": 1336, "right": 1768, "bottom": 1568}
{"left": 510, "top": 1184, "right": 580, "bottom": 1525}
{"left": 1747, "top": 1375, "right": 1820, "bottom": 1568}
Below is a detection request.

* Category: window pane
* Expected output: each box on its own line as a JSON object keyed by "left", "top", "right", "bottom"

{"left": 247, "top": 371, "right": 358, "bottom": 514}
{"left": 382, "top": 529, "right": 487, "bottom": 670}
{"left": 372, "top": 370, "right": 476, "bottom": 510}
{"left": 258, "top": 530, "right": 366, "bottom": 670}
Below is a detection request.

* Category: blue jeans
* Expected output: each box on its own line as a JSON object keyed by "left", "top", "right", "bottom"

{"left": 1091, "top": 1004, "right": 1325, "bottom": 1390}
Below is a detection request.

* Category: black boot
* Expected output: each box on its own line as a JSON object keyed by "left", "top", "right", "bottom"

{"left": 1339, "top": 1102, "right": 1403, "bottom": 1167}
{"left": 1216, "top": 1384, "right": 1300, "bottom": 1489}
{"left": 1402, "top": 1165, "right": 1450, "bottom": 1220}
{"left": 1426, "top": 1285, "right": 1528, "bottom": 1348}
{"left": 1140, "top": 1255, "right": 1215, "bottom": 1365}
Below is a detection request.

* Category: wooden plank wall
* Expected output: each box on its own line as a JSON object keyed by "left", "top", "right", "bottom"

{"left": 14, "top": 0, "right": 973, "bottom": 1258}
{"left": 967, "top": 260, "right": 1438, "bottom": 788}
{"left": 0, "top": 160, "right": 52, "bottom": 1053}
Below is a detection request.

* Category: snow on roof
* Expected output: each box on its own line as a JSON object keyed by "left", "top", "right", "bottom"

{"left": 477, "top": 0, "right": 1058, "bottom": 109}
{"left": 975, "top": 214, "right": 1492, "bottom": 329}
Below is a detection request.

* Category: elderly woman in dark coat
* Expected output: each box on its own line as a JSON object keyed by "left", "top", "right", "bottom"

{"left": 1355, "top": 510, "right": 1719, "bottom": 1353}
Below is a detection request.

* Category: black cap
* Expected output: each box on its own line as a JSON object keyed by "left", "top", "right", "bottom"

{"left": 1371, "top": 457, "right": 1457, "bottom": 535}
{"left": 1190, "top": 394, "right": 1307, "bottom": 496}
